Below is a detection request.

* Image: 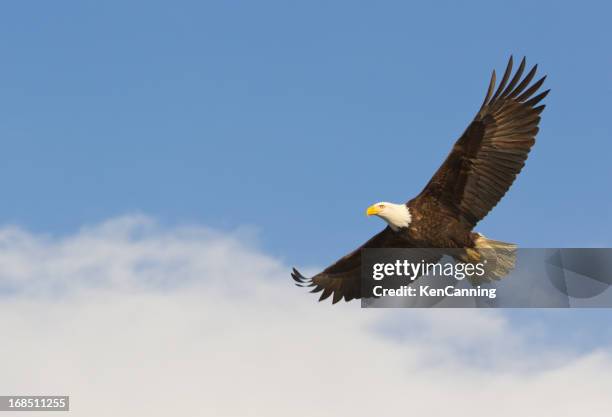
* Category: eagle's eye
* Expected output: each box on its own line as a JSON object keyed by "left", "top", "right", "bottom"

{"left": 379, "top": 204, "right": 385, "bottom": 209}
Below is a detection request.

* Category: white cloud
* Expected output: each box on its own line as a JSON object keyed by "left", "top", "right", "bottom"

{"left": 0, "top": 215, "right": 611, "bottom": 416}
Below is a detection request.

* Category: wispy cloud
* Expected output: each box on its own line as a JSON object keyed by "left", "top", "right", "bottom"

{"left": 0, "top": 215, "right": 610, "bottom": 416}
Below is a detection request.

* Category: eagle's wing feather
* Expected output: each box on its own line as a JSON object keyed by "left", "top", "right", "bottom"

{"left": 292, "top": 227, "right": 397, "bottom": 303}
{"left": 416, "top": 56, "right": 549, "bottom": 227}
{"left": 292, "top": 228, "right": 440, "bottom": 303}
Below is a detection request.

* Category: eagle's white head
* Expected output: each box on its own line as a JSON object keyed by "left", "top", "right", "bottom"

{"left": 366, "top": 202, "right": 412, "bottom": 231}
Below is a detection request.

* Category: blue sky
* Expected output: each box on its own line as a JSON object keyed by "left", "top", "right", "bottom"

{"left": 0, "top": 2, "right": 610, "bottom": 267}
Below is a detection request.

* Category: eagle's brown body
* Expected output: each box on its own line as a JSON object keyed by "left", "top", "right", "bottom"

{"left": 406, "top": 197, "right": 474, "bottom": 249}
{"left": 292, "top": 57, "right": 549, "bottom": 303}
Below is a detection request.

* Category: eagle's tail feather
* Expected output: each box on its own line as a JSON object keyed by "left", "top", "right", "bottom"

{"left": 468, "top": 234, "right": 517, "bottom": 284}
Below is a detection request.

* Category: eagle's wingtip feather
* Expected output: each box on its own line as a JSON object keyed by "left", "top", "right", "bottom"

{"left": 291, "top": 268, "right": 309, "bottom": 284}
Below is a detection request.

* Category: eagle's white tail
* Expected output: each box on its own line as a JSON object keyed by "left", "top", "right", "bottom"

{"left": 467, "top": 234, "right": 517, "bottom": 284}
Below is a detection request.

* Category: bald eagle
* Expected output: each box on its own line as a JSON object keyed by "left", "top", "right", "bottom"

{"left": 292, "top": 56, "right": 549, "bottom": 303}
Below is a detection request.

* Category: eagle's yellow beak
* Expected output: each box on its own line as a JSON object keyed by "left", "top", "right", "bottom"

{"left": 366, "top": 204, "right": 380, "bottom": 216}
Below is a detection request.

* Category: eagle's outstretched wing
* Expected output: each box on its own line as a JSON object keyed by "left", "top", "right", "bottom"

{"left": 292, "top": 227, "right": 409, "bottom": 303}
{"left": 292, "top": 228, "right": 441, "bottom": 303}
{"left": 416, "top": 56, "right": 549, "bottom": 227}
